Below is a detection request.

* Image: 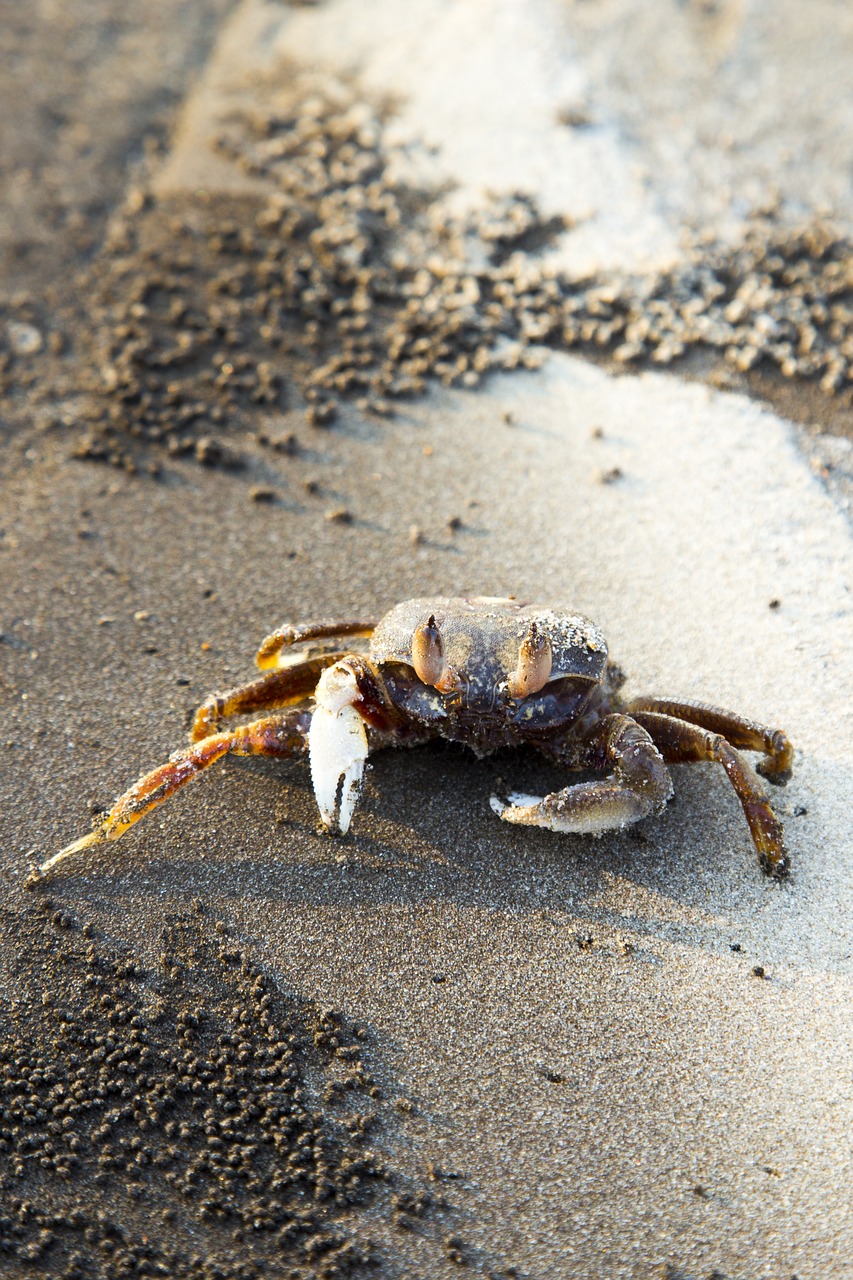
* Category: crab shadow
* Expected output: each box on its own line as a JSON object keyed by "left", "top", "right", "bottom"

{"left": 47, "top": 736, "right": 828, "bottom": 969}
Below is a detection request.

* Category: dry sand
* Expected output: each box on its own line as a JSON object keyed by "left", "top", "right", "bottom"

{"left": 2, "top": 2, "right": 853, "bottom": 1277}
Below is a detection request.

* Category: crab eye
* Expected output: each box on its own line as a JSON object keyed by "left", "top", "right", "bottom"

{"left": 506, "top": 620, "right": 552, "bottom": 699}
{"left": 411, "top": 616, "right": 461, "bottom": 693}
{"left": 412, "top": 614, "right": 446, "bottom": 687}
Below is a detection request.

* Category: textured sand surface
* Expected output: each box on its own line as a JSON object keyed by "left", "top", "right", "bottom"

{"left": 3, "top": 2, "right": 853, "bottom": 1277}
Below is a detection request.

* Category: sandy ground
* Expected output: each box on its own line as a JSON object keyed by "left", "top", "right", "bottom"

{"left": 2, "top": 2, "right": 853, "bottom": 1278}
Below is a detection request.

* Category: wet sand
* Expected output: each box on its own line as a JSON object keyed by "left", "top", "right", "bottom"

{"left": 2, "top": 2, "right": 853, "bottom": 1277}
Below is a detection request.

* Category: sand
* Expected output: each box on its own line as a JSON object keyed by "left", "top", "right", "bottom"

{"left": 2, "top": 2, "right": 852, "bottom": 1277}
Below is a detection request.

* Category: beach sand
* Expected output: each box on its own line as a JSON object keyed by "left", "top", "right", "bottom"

{"left": 2, "top": 2, "right": 852, "bottom": 1276}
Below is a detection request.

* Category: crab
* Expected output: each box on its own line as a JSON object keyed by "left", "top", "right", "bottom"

{"left": 39, "top": 596, "right": 793, "bottom": 880}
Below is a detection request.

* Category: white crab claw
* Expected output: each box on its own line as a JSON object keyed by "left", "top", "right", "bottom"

{"left": 490, "top": 791, "right": 542, "bottom": 819}
{"left": 309, "top": 665, "right": 369, "bottom": 834}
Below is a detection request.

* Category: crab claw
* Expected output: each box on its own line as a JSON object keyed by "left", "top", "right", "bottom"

{"left": 309, "top": 664, "right": 369, "bottom": 834}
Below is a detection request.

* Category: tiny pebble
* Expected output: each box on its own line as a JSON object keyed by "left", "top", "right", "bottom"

{"left": 7, "top": 321, "right": 43, "bottom": 355}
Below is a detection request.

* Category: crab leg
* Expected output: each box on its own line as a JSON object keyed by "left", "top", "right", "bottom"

{"left": 630, "top": 711, "right": 788, "bottom": 878}
{"left": 626, "top": 697, "right": 793, "bottom": 783}
{"left": 256, "top": 618, "right": 377, "bottom": 671}
{"left": 191, "top": 652, "right": 345, "bottom": 741}
{"left": 39, "top": 711, "right": 311, "bottom": 877}
{"left": 491, "top": 714, "right": 673, "bottom": 837}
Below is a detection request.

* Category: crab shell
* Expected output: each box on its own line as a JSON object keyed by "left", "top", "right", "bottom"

{"left": 372, "top": 596, "right": 607, "bottom": 691}
{"left": 309, "top": 596, "right": 609, "bottom": 832}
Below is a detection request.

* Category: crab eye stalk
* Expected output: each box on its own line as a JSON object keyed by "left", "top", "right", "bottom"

{"left": 412, "top": 614, "right": 445, "bottom": 686}
{"left": 412, "top": 615, "right": 460, "bottom": 694}
{"left": 506, "top": 620, "right": 552, "bottom": 699}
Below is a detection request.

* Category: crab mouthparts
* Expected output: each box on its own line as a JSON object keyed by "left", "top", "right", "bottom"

{"left": 309, "top": 700, "right": 368, "bottom": 834}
